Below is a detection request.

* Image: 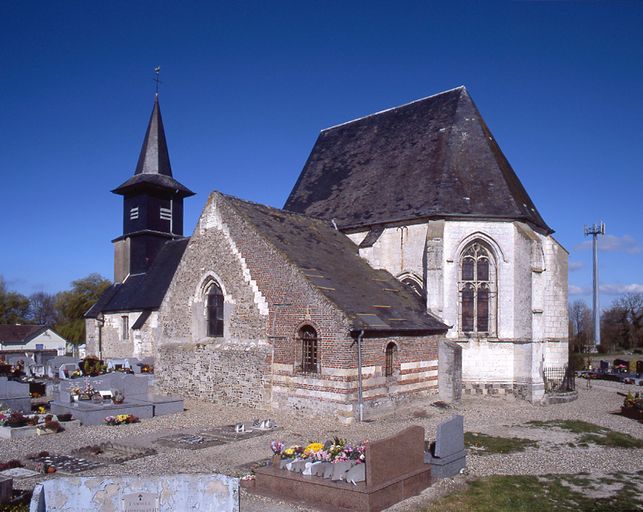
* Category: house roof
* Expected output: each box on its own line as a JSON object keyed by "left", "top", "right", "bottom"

{"left": 112, "top": 97, "right": 194, "bottom": 198}
{"left": 0, "top": 324, "right": 50, "bottom": 344}
{"left": 223, "top": 194, "right": 447, "bottom": 335}
{"left": 284, "top": 86, "right": 551, "bottom": 234}
{"left": 85, "top": 238, "right": 189, "bottom": 318}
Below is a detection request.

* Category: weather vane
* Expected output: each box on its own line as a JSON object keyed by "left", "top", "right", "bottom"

{"left": 154, "top": 66, "right": 162, "bottom": 96}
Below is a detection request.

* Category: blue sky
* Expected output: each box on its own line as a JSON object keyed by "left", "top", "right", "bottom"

{"left": 1, "top": 1, "right": 641, "bottom": 308}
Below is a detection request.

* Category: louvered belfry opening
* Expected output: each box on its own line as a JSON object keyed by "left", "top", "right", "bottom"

{"left": 207, "top": 282, "right": 224, "bottom": 337}
{"left": 300, "top": 325, "right": 319, "bottom": 374}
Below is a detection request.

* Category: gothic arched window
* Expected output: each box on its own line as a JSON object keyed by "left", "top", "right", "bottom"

{"left": 300, "top": 325, "right": 319, "bottom": 374}
{"left": 206, "top": 282, "right": 224, "bottom": 337}
{"left": 459, "top": 241, "right": 496, "bottom": 335}
{"left": 385, "top": 342, "right": 397, "bottom": 377}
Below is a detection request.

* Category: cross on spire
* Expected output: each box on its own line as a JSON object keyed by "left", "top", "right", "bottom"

{"left": 154, "top": 66, "right": 162, "bottom": 96}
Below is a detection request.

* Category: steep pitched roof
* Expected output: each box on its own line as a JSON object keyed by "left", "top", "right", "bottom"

{"left": 85, "top": 238, "right": 189, "bottom": 317}
{"left": 0, "top": 324, "right": 48, "bottom": 343}
{"left": 112, "top": 97, "right": 194, "bottom": 197}
{"left": 223, "top": 194, "right": 447, "bottom": 335}
{"left": 284, "top": 86, "right": 551, "bottom": 234}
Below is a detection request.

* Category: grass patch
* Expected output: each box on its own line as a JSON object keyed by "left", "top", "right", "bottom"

{"left": 464, "top": 432, "right": 537, "bottom": 455}
{"left": 423, "top": 474, "right": 643, "bottom": 512}
{"left": 526, "top": 419, "right": 643, "bottom": 448}
{"left": 525, "top": 419, "right": 607, "bottom": 434}
{"left": 580, "top": 432, "right": 643, "bottom": 449}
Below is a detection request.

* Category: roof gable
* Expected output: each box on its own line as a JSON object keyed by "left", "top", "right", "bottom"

{"left": 0, "top": 324, "right": 48, "bottom": 343}
{"left": 284, "top": 86, "right": 551, "bottom": 234}
{"left": 222, "top": 194, "right": 447, "bottom": 334}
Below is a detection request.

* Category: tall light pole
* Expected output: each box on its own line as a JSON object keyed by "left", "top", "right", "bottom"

{"left": 583, "top": 222, "right": 605, "bottom": 352}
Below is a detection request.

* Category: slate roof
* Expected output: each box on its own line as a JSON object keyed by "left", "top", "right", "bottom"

{"left": 224, "top": 194, "right": 447, "bottom": 335}
{"left": 85, "top": 238, "right": 189, "bottom": 318}
{"left": 112, "top": 97, "right": 194, "bottom": 198}
{"left": 284, "top": 86, "right": 551, "bottom": 234}
{"left": 0, "top": 325, "right": 48, "bottom": 344}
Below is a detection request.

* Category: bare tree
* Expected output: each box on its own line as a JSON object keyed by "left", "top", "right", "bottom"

{"left": 568, "top": 300, "right": 592, "bottom": 353}
{"left": 613, "top": 292, "right": 643, "bottom": 349}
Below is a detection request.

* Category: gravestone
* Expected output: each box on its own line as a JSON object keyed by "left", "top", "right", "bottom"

{"left": 0, "top": 377, "right": 31, "bottom": 412}
{"left": 424, "top": 414, "right": 466, "bottom": 479}
{"left": 0, "top": 476, "right": 12, "bottom": 505}
{"left": 46, "top": 357, "right": 78, "bottom": 379}
{"left": 29, "top": 473, "right": 239, "bottom": 512}
{"left": 253, "top": 426, "right": 431, "bottom": 511}
{"left": 58, "top": 364, "right": 78, "bottom": 380}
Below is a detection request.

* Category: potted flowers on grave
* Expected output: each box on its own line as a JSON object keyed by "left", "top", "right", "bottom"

{"left": 111, "top": 389, "right": 125, "bottom": 404}
{"left": 105, "top": 414, "right": 139, "bottom": 426}
{"left": 70, "top": 378, "right": 100, "bottom": 401}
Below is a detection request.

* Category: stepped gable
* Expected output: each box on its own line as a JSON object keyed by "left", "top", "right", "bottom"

{"left": 223, "top": 194, "right": 447, "bottom": 335}
{"left": 284, "top": 86, "right": 551, "bottom": 234}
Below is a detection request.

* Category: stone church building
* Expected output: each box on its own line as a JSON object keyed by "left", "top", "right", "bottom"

{"left": 86, "top": 86, "right": 568, "bottom": 422}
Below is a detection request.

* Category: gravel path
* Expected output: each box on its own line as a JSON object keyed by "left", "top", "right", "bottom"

{"left": 2, "top": 381, "right": 641, "bottom": 511}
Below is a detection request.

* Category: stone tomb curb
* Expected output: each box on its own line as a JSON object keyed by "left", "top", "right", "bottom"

{"left": 29, "top": 473, "right": 239, "bottom": 512}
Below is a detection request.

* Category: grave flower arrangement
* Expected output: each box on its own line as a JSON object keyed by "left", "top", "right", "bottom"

{"left": 104, "top": 414, "right": 140, "bottom": 426}
{"left": 271, "top": 436, "right": 367, "bottom": 464}
{"left": 70, "top": 378, "right": 99, "bottom": 400}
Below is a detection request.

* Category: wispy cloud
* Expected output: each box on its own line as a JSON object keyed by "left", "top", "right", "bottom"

{"left": 575, "top": 234, "right": 641, "bottom": 254}
{"left": 569, "top": 284, "right": 588, "bottom": 295}
{"left": 600, "top": 283, "right": 643, "bottom": 295}
{"left": 568, "top": 261, "right": 583, "bottom": 272}
{"left": 569, "top": 283, "right": 643, "bottom": 295}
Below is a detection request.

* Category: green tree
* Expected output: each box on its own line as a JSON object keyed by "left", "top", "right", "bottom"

{"left": 0, "top": 276, "right": 30, "bottom": 324}
{"left": 55, "top": 274, "right": 110, "bottom": 344}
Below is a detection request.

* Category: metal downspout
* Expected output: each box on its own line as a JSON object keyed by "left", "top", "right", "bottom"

{"left": 357, "top": 329, "right": 364, "bottom": 422}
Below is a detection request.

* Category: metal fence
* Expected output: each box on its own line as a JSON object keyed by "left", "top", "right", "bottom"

{"left": 543, "top": 364, "right": 575, "bottom": 393}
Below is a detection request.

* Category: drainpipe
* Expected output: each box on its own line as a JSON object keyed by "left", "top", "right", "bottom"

{"left": 97, "top": 313, "right": 105, "bottom": 361}
{"left": 357, "top": 329, "right": 365, "bottom": 422}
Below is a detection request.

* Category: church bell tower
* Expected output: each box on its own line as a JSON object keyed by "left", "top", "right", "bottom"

{"left": 111, "top": 96, "right": 194, "bottom": 282}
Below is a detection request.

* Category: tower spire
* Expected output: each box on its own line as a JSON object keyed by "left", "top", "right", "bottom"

{"left": 134, "top": 97, "right": 173, "bottom": 177}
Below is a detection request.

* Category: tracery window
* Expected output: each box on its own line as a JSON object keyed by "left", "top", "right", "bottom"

{"left": 459, "top": 241, "right": 496, "bottom": 335}
{"left": 300, "top": 325, "right": 319, "bottom": 374}
{"left": 206, "top": 282, "right": 224, "bottom": 337}
{"left": 385, "top": 342, "right": 397, "bottom": 377}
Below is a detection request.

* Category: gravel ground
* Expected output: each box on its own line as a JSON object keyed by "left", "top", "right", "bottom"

{"left": 1, "top": 380, "right": 641, "bottom": 511}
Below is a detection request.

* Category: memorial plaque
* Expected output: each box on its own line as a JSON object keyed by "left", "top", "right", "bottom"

{"left": 122, "top": 492, "right": 159, "bottom": 512}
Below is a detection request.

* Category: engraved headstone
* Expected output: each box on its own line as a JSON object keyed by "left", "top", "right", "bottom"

{"left": 122, "top": 492, "right": 159, "bottom": 512}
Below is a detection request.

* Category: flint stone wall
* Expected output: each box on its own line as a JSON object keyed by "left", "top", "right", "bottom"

{"left": 156, "top": 341, "right": 272, "bottom": 407}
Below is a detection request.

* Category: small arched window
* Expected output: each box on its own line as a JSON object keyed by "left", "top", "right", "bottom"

{"left": 206, "top": 282, "right": 224, "bottom": 337}
{"left": 300, "top": 325, "right": 319, "bottom": 374}
{"left": 459, "top": 241, "right": 497, "bottom": 335}
{"left": 385, "top": 342, "right": 397, "bottom": 377}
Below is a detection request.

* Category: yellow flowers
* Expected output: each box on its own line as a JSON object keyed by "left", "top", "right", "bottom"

{"left": 283, "top": 447, "right": 296, "bottom": 456}
{"left": 305, "top": 442, "right": 324, "bottom": 454}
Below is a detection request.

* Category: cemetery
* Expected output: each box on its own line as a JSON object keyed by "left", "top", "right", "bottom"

{"left": 0, "top": 358, "right": 641, "bottom": 510}
{"left": 0, "top": 348, "right": 643, "bottom": 512}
